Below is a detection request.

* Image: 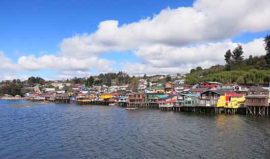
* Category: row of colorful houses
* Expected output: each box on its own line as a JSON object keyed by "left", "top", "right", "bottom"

{"left": 21, "top": 80, "right": 270, "bottom": 111}
{"left": 126, "top": 86, "right": 270, "bottom": 109}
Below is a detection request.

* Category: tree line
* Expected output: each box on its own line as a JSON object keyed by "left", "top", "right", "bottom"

{"left": 186, "top": 35, "right": 270, "bottom": 84}
{"left": 0, "top": 77, "right": 46, "bottom": 96}
{"left": 69, "top": 72, "right": 130, "bottom": 87}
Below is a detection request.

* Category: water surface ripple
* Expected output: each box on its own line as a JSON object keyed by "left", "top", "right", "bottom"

{"left": 0, "top": 100, "right": 270, "bottom": 159}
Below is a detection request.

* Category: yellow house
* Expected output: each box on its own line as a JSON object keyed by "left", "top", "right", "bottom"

{"left": 217, "top": 95, "right": 226, "bottom": 108}
{"left": 100, "top": 93, "right": 113, "bottom": 100}
{"left": 216, "top": 93, "right": 245, "bottom": 108}
{"left": 226, "top": 96, "right": 245, "bottom": 108}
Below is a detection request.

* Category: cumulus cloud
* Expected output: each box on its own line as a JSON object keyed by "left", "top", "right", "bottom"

{"left": 18, "top": 55, "right": 112, "bottom": 71}
{"left": 123, "top": 38, "right": 266, "bottom": 75}
{"left": 194, "top": 0, "right": 270, "bottom": 33}
{"left": 242, "top": 38, "right": 265, "bottom": 56}
{"left": 135, "top": 41, "right": 233, "bottom": 67}
{"left": 123, "top": 61, "right": 216, "bottom": 75}
{"left": 137, "top": 38, "right": 266, "bottom": 67}
{"left": 57, "top": 0, "right": 270, "bottom": 58}
{"left": 5, "top": 0, "right": 270, "bottom": 77}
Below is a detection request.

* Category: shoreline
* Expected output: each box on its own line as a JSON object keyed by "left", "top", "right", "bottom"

{"left": 0, "top": 97, "right": 23, "bottom": 100}
{"left": 1, "top": 99, "right": 269, "bottom": 117}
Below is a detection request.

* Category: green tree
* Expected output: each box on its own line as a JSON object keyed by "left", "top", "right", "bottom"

{"left": 71, "top": 77, "right": 84, "bottom": 84}
{"left": 0, "top": 80, "right": 24, "bottom": 96}
{"left": 166, "top": 75, "right": 172, "bottom": 82}
{"left": 129, "top": 76, "right": 139, "bottom": 91}
{"left": 264, "top": 35, "right": 270, "bottom": 65}
{"left": 190, "top": 69, "right": 196, "bottom": 74}
{"left": 196, "top": 67, "right": 203, "bottom": 71}
{"left": 27, "top": 76, "right": 45, "bottom": 85}
{"left": 232, "top": 45, "right": 244, "bottom": 63}
{"left": 246, "top": 55, "right": 253, "bottom": 65}
{"left": 143, "top": 74, "right": 147, "bottom": 79}
{"left": 85, "top": 76, "right": 94, "bottom": 87}
{"left": 224, "top": 49, "right": 232, "bottom": 70}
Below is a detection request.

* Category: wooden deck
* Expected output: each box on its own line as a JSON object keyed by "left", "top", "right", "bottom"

{"left": 126, "top": 102, "right": 159, "bottom": 109}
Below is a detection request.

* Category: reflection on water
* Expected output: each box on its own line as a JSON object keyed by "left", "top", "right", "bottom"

{"left": 0, "top": 100, "right": 270, "bottom": 159}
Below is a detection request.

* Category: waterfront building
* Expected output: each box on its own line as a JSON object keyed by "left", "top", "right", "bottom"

{"left": 245, "top": 86, "right": 270, "bottom": 116}
{"left": 128, "top": 93, "right": 145, "bottom": 103}
{"left": 127, "top": 93, "right": 145, "bottom": 107}
{"left": 118, "top": 95, "right": 128, "bottom": 102}
{"left": 145, "top": 93, "right": 168, "bottom": 103}
{"left": 177, "top": 93, "right": 199, "bottom": 107}
{"left": 99, "top": 93, "right": 113, "bottom": 101}
{"left": 199, "top": 90, "right": 225, "bottom": 107}
{"left": 158, "top": 95, "right": 177, "bottom": 110}
{"left": 245, "top": 86, "right": 269, "bottom": 107}
{"left": 217, "top": 92, "right": 245, "bottom": 108}
{"left": 55, "top": 93, "right": 70, "bottom": 103}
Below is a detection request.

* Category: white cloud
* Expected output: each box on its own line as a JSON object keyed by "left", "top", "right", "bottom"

{"left": 123, "top": 61, "right": 216, "bottom": 76}
{"left": 242, "top": 38, "right": 265, "bottom": 57}
{"left": 0, "top": 52, "right": 17, "bottom": 70}
{"left": 0, "top": 51, "right": 19, "bottom": 80}
{"left": 3, "top": 0, "right": 270, "bottom": 78}
{"left": 194, "top": 0, "right": 270, "bottom": 34}
{"left": 18, "top": 55, "right": 112, "bottom": 71}
{"left": 58, "top": 0, "right": 270, "bottom": 58}
{"left": 135, "top": 41, "right": 234, "bottom": 67}
{"left": 123, "top": 38, "right": 266, "bottom": 75}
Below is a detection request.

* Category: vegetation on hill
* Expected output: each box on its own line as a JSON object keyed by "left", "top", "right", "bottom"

{"left": 0, "top": 80, "right": 24, "bottom": 96}
{"left": 186, "top": 35, "right": 270, "bottom": 85}
{"left": 70, "top": 71, "right": 130, "bottom": 87}
{"left": 27, "top": 76, "right": 45, "bottom": 85}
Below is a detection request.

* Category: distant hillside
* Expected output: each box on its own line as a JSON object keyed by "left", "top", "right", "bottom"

{"left": 185, "top": 35, "right": 270, "bottom": 85}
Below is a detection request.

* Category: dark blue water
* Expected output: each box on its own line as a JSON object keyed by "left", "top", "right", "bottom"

{"left": 0, "top": 100, "right": 270, "bottom": 159}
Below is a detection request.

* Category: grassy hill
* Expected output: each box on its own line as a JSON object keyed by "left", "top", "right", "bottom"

{"left": 185, "top": 35, "right": 270, "bottom": 85}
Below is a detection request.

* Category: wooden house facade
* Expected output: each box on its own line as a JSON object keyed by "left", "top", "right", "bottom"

{"left": 245, "top": 86, "right": 270, "bottom": 116}
{"left": 199, "top": 90, "right": 225, "bottom": 107}
{"left": 128, "top": 93, "right": 145, "bottom": 103}
{"left": 158, "top": 95, "right": 177, "bottom": 110}
{"left": 245, "top": 87, "right": 269, "bottom": 107}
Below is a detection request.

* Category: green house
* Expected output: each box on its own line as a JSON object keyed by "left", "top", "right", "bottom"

{"left": 145, "top": 93, "right": 168, "bottom": 102}
{"left": 177, "top": 93, "right": 199, "bottom": 107}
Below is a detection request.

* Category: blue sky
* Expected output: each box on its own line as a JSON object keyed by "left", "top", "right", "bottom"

{"left": 0, "top": 0, "right": 270, "bottom": 80}
{"left": 0, "top": 0, "right": 192, "bottom": 58}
